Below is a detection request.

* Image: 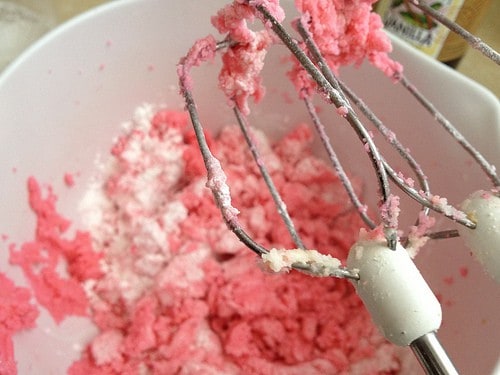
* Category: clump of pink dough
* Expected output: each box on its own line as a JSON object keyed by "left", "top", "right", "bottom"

{"left": 0, "top": 273, "right": 39, "bottom": 375}
{"left": 66, "top": 105, "right": 402, "bottom": 374}
{"left": 9, "top": 178, "right": 102, "bottom": 323}
{"left": 181, "top": 0, "right": 401, "bottom": 115}
{"left": 210, "top": 1, "right": 285, "bottom": 115}
{"left": 289, "top": 0, "right": 402, "bottom": 97}
{"left": 295, "top": 0, "right": 401, "bottom": 73}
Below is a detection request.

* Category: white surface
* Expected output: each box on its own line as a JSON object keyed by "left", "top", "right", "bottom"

{"left": 347, "top": 240, "right": 442, "bottom": 346}
{"left": 0, "top": 0, "right": 498, "bottom": 374}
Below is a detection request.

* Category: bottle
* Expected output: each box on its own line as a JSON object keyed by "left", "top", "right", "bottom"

{"left": 436, "top": 0, "right": 492, "bottom": 67}
{"left": 375, "top": 0, "right": 492, "bottom": 67}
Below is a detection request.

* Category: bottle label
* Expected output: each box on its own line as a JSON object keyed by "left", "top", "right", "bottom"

{"left": 378, "top": 0, "right": 465, "bottom": 58}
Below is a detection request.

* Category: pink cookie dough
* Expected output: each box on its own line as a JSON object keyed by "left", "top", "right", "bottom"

{"left": 289, "top": 0, "right": 402, "bottom": 98}
{"left": 2, "top": 2, "right": 412, "bottom": 373}
{"left": 0, "top": 273, "right": 39, "bottom": 375}
{"left": 7, "top": 105, "right": 404, "bottom": 374}
{"left": 206, "top": 0, "right": 402, "bottom": 109}
{"left": 9, "top": 178, "right": 102, "bottom": 324}
{"left": 294, "top": 0, "right": 402, "bottom": 75}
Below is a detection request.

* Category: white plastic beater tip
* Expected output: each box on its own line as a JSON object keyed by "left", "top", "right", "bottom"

{"left": 460, "top": 190, "right": 500, "bottom": 284}
{"left": 346, "top": 238, "right": 442, "bottom": 347}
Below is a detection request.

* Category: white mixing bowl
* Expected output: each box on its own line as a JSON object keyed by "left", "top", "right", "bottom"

{"left": 0, "top": 0, "right": 499, "bottom": 373}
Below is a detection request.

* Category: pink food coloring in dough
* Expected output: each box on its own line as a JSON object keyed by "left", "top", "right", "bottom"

{"left": 406, "top": 211, "right": 436, "bottom": 257}
{"left": 64, "top": 173, "right": 75, "bottom": 187}
{"left": 218, "top": 30, "right": 272, "bottom": 115}
{"left": 379, "top": 194, "right": 401, "bottom": 230}
{"left": 67, "top": 106, "right": 402, "bottom": 374}
{"left": 358, "top": 226, "right": 387, "bottom": 242}
{"left": 480, "top": 190, "right": 492, "bottom": 199}
{"left": 211, "top": 1, "right": 281, "bottom": 115}
{"left": 7, "top": 3, "right": 414, "bottom": 372}
{"left": 0, "top": 273, "right": 39, "bottom": 375}
{"left": 459, "top": 266, "right": 469, "bottom": 278}
{"left": 8, "top": 106, "right": 404, "bottom": 374}
{"left": 336, "top": 105, "right": 349, "bottom": 117}
{"left": 443, "top": 276, "right": 454, "bottom": 286}
{"left": 396, "top": 171, "right": 415, "bottom": 189}
{"left": 177, "top": 35, "right": 217, "bottom": 92}
{"left": 9, "top": 178, "right": 102, "bottom": 324}
{"left": 288, "top": 0, "right": 403, "bottom": 97}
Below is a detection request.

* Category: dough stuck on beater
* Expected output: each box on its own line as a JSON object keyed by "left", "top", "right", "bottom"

{"left": 261, "top": 248, "right": 342, "bottom": 276}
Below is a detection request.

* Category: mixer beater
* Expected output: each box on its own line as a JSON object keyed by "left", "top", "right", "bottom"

{"left": 178, "top": 1, "right": 500, "bottom": 374}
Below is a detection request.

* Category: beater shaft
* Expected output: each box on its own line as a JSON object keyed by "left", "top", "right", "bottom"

{"left": 410, "top": 332, "right": 459, "bottom": 375}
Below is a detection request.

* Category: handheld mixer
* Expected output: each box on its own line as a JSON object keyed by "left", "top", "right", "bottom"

{"left": 177, "top": 1, "right": 500, "bottom": 374}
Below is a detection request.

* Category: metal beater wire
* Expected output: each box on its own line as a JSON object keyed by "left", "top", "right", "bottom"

{"left": 254, "top": 3, "right": 481, "bottom": 233}
{"left": 181, "top": 87, "right": 269, "bottom": 256}
{"left": 179, "top": 42, "right": 360, "bottom": 280}
{"left": 398, "top": 75, "right": 500, "bottom": 188}
{"left": 253, "top": 3, "right": 401, "bottom": 248}
{"left": 411, "top": 0, "right": 500, "bottom": 64}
